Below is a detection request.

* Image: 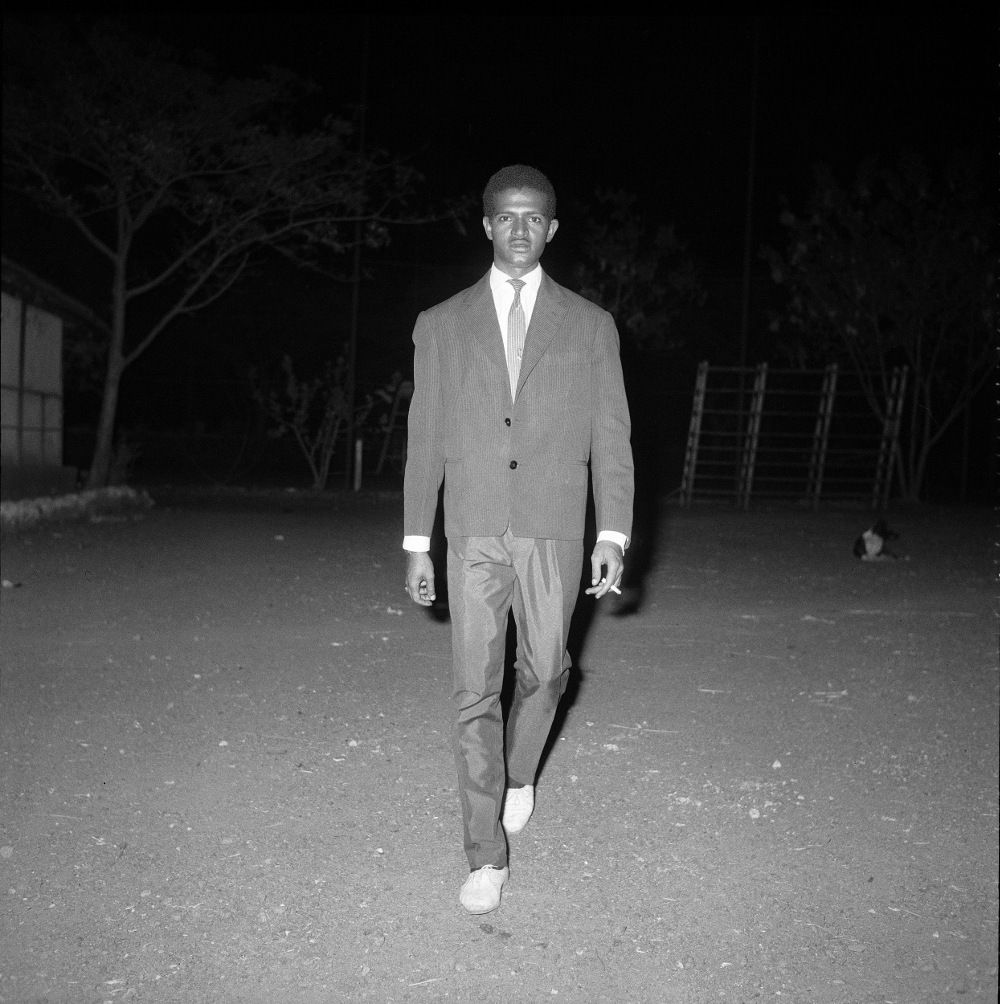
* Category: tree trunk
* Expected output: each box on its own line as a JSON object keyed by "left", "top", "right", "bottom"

{"left": 87, "top": 342, "right": 124, "bottom": 489}
{"left": 86, "top": 255, "right": 129, "bottom": 489}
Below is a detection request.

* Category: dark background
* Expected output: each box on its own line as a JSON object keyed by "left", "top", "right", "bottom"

{"left": 5, "top": 14, "right": 995, "bottom": 496}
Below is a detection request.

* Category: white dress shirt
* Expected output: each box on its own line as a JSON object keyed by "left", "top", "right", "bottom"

{"left": 489, "top": 262, "right": 543, "bottom": 352}
{"left": 403, "top": 264, "right": 627, "bottom": 554}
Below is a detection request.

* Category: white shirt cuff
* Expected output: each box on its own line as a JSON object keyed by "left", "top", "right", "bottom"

{"left": 597, "top": 530, "right": 628, "bottom": 551}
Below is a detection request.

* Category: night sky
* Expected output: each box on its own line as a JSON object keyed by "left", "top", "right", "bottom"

{"left": 125, "top": 14, "right": 994, "bottom": 274}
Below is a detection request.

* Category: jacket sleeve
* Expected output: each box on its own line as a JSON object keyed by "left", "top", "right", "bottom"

{"left": 590, "top": 311, "right": 634, "bottom": 543}
{"left": 403, "top": 310, "right": 445, "bottom": 537}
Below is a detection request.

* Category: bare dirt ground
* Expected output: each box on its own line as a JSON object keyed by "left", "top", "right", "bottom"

{"left": 1, "top": 492, "right": 996, "bottom": 1004}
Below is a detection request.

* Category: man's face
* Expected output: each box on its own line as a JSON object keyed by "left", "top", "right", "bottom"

{"left": 483, "top": 187, "right": 559, "bottom": 278}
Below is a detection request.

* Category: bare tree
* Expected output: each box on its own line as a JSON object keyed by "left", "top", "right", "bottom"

{"left": 3, "top": 19, "right": 437, "bottom": 487}
{"left": 763, "top": 151, "right": 994, "bottom": 501}
{"left": 250, "top": 353, "right": 402, "bottom": 490}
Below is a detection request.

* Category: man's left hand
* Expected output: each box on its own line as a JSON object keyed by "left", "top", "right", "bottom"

{"left": 585, "top": 540, "right": 625, "bottom": 599}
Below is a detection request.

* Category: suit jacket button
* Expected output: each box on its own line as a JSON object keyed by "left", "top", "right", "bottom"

{"left": 509, "top": 460, "right": 517, "bottom": 470}
{"left": 504, "top": 418, "right": 511, "bottom": 426}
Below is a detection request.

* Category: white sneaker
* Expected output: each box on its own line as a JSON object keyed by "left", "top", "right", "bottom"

{"left": 502, "top": 784, "right": 535, "bottom": 834}
{"left": 459, "top": 865, "right": 509, "bottom": 914}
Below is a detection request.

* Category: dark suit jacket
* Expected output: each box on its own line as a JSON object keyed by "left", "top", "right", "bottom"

{"left": 404, "top": 270, "right": 634, "bottom": 543}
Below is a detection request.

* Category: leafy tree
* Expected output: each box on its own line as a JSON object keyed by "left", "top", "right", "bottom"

{"left": 572, "top": 189, "right": 705, "bottom": 353}
{"left": 762, "top": 152, "right": 994, "bottom": 502}
{"left": 2, "top": 19, "right": 439, "bottom": 487}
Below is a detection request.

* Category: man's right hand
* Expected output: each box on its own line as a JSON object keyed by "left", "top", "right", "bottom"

{"left": 405, "top": 551, "right": 436, "bottom": 607}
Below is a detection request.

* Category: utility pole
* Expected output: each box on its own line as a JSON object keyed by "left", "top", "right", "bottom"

{"left": 735, "top": 17, "right": 761, "bottom": 498}
{"left": 738, "top": 17, "right": 761, "bottom": 374}
{"left": 344, "top": 17, "right": 370, "bottom": 489}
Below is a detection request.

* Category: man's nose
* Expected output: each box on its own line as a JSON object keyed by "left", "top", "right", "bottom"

{"left": 511, "top": 217, "right": 528, "bottom": 237}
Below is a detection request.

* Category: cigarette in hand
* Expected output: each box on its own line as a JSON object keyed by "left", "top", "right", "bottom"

{"left": 609, "top": 584, "right": 622, "bottom": 595}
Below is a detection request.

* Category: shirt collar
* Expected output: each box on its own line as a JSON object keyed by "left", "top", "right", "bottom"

{"left": 490, "top": 263, "right": 543, "bottom": 296}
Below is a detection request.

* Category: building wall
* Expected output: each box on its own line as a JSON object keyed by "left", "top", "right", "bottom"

{"left": 1, "top": 289, "right": 64, "bottom": 467}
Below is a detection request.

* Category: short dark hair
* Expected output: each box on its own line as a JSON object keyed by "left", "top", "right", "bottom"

{"left": 482, "top": 165, "right": 557, "bottom": 218}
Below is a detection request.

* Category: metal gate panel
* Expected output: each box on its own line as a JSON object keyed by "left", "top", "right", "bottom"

{"left": 680, "top": 362, "right": 908, "bottom": 507}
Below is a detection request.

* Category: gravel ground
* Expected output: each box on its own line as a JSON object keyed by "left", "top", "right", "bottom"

{"left": 0, "top": 492, "right": 996, "bottom": 1003}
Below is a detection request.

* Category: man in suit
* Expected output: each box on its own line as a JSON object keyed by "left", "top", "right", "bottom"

{"left": 403, "top": 164, "right": 634, "bottom": 914}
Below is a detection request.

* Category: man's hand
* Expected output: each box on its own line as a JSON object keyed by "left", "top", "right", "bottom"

{"left": 405, "top": 551, "right": 436, "bottom": 607}
{"left": 585, "top": 540, "right": 625, "bottom": 599}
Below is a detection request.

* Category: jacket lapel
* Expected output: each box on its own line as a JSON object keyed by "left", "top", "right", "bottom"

{"left": 460, "top": 274, "right": 508, "bottom": 383}
{"left": 516, "top": 272, "right": 566, "bottom": 397}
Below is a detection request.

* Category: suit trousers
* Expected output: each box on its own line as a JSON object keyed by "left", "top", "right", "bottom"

{"left": 447, "top": 529, "right": 583, "bottom": 871}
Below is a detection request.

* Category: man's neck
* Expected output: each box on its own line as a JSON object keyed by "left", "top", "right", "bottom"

{"left": 492, "top": 261, "right": 541, "bottom": 280}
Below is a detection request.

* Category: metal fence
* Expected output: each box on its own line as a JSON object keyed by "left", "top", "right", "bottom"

{"left": 679, "top": 362, "right": 907, "bottom": 509}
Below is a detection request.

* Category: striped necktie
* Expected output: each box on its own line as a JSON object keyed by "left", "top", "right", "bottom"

{"left": 506, "top": 278, "right": 526, "bottom": 398}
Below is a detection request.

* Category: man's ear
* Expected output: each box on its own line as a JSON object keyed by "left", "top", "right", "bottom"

{"left": 546, "top": 218, "right": 559, "bottom": 242}
{"left": 483, "top": 216, "right": 493, "bottom": 240}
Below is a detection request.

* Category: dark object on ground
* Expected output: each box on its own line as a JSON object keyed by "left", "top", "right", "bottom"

{"left": 853, "top": 518, "right": 899, "bottom": 560}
